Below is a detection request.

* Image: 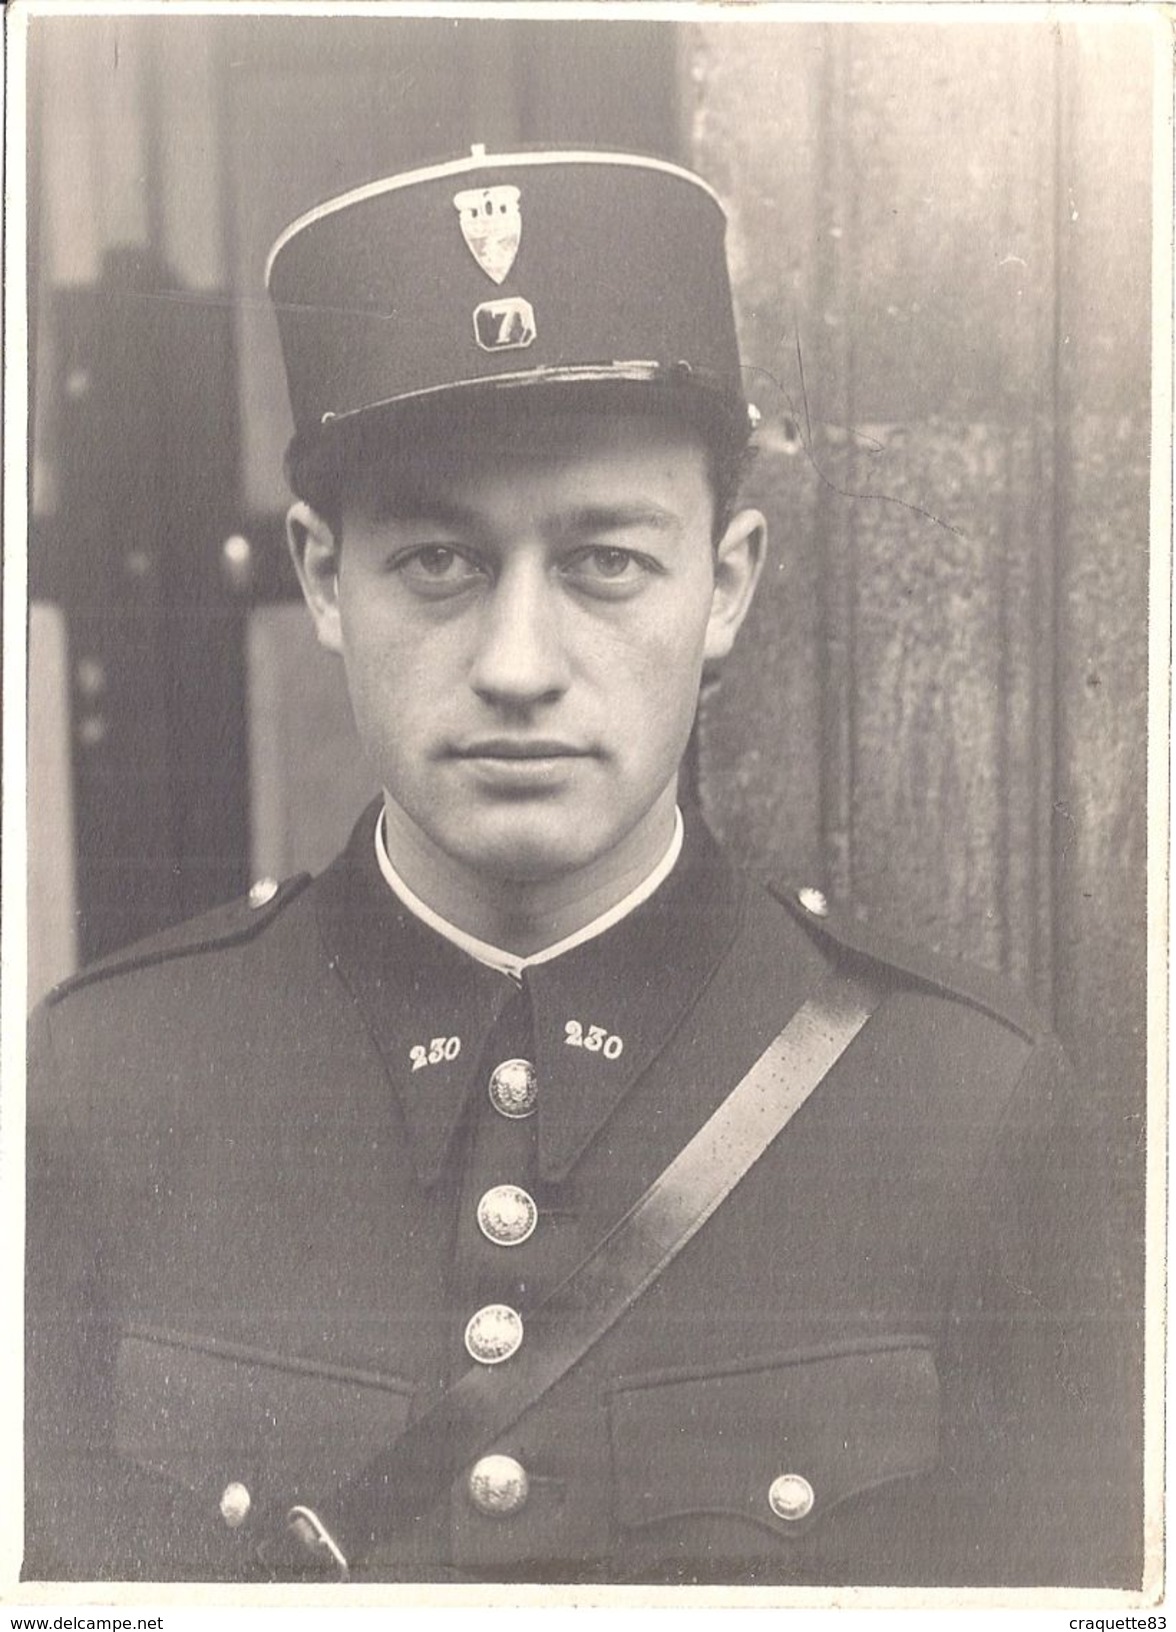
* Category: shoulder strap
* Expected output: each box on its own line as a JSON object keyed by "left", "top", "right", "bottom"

{"left": 46, "top": 875, "right": 312, "bottom": 1006}
{"left": 770, "top": 881, "right": 1040, "bottom": 1041}
{"left": 260, "top": 965, "right": 887, "bottom": 1579}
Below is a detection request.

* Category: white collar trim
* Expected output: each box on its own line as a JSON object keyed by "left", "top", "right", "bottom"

{"left": 374, "top": 808, "right": 685, "bottom": 980}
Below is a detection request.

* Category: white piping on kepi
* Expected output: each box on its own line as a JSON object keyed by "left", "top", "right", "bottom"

{"left": 315, "top": 363, "right": 674, "bottom": 426}
{"left": 265, "top": 146, "right": 725, "bottom": 288}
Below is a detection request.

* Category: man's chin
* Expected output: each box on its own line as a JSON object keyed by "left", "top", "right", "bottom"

{"left": 424, "top": 804, "right": 622, "bottom": 887}
{"left": 451, "top": 832, "right": 601, "bottom": 887}
{"left": 387, "top": 783, "right": 678, "bottom": 894}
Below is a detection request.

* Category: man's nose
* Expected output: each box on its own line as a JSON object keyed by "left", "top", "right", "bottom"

{"left": 468, "top": 561, "right": 571, "bottom": 706}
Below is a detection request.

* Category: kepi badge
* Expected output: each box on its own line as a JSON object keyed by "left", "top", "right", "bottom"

{"left": 454, "top": 185, "right": 522, "bottom": 284}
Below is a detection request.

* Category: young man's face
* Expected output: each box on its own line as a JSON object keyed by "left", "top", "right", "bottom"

{"left": 290, "top": 408, "right": 763, "bottom": 889}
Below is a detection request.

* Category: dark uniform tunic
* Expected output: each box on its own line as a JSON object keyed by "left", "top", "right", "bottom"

{"left": 25, "top": 804, "right": 1134, "bottom": 1586}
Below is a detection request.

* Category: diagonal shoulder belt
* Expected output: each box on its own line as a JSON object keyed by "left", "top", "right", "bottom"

{"left": 261, "top": 966, "right": 886, "bottom": 1578}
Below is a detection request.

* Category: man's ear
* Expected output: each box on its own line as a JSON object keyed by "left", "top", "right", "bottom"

{"left": 287, "top": 502, "right": 343, "bottom": 654}
{"left": 703, "top": 507, "right": 766, "bottom": 668}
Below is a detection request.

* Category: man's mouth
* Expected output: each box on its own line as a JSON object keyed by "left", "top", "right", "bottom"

{"left": 449, "top": 739, "right": 593, "bottom": 761}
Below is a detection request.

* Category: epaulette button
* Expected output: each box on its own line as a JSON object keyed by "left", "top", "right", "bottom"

{"left": 248, "top": 877, "right": 280, "bottom": 910}
{"left": 797, "top": 886, "right": 829, "bottom": 919}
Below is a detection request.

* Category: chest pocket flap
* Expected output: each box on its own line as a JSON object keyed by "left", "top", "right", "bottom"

{"left": 116, "top": 1329, "right": 415, "bottom": 1515}
{"left": 609, "top": 1340, "right": 940, "bottom": 1538}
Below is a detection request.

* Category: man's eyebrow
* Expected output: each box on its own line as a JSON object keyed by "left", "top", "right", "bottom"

{"left": 364, "top": 493, "right": 484, "bottom": 530}
{"left": 556, "top": 503, "right": 680, "bottom": 535}
{"left": 360, "top": 495, "right": 682, "bottom": 535}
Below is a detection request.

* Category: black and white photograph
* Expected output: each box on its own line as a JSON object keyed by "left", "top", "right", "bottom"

{"left": 6, "top": 0, "right": 1165, "bottom": 1611}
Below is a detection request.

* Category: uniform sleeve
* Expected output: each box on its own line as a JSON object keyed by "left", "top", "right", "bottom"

{"left": 25, "top": 995, "right": 277, "bottom": 1584}
{"left": 936, "top": 1031, "right": 1140, "bottom": 1587}
{"left": 24, "top": 1000, "right": 123, "bottom": 1580}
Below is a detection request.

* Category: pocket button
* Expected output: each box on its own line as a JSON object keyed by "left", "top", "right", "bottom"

{"left": 218, "top": 1481, "right": 252, "bottom": 1528}
{"left": 468, "top": 1454, "right": 529, "bottom": 1516}
{"left": 768, "top": 1472, "right": 815, "bottom": 1521}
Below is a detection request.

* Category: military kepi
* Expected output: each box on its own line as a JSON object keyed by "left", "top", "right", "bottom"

{"left": 266, "top": 145, "right": 752, "bottom": 472}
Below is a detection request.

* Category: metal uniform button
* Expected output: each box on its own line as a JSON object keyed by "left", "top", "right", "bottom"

{"left": 468, "top": 1454, "right": 530, "bottom": 1516}
{"left": 477, "top": 1184, "right": 538, "bottom": 1246}
{"left": 219, "top": 1481, "right": 252, "bottom": 1528}
{"left": 465, "top": 1303, "right": 524, "bottom": 1364}
{"left": 248, "top": 877, "right": 279, "bottom": 910}
{"left": 487, "top": 1058, "right": 538, "bottom": 1119}
{"left": 768, "top": 1472, "right": 815, "bottom": 1521}
{"left": 797, "top": 886, "right": 829, "bottom": 919}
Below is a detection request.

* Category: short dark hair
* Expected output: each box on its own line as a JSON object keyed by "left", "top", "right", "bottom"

{"left": 287, "top": 388, "right": 755, "bottom": 546}
{"left": 708, "top": 435, "right": 757, "bottom": 540}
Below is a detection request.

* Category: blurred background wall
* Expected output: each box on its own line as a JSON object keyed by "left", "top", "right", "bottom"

{"left": 25, "top": 13, "right": 1153, "bottom": 1564}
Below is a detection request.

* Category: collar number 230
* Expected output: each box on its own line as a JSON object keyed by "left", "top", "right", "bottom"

{"left": 410, "top": 1035, "right": 463, "bottom": 1071}
{"left": 564, "top": 1020, "right": 624, "bottom": 1060}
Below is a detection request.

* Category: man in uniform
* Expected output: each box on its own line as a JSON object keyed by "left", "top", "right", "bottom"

{"left": 25, "top": 148, "right": 1135, "bottom": 1587}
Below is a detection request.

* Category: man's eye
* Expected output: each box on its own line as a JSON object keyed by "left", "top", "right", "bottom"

{"left": 562, "top": 547, "right": 653, "bottom": 590}
{"left": 586, "top": 548, "right": 636, "bottom": 578}
{"left": 393, "top": 546, "right": 485, "bottom": 590}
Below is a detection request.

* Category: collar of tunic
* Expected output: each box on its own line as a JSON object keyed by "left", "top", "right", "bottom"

{"left": 311, "top": 800, "right": 747, "bottom": 1185}
{"left": 373, "top": 804, "right": 686, "bottom": 980}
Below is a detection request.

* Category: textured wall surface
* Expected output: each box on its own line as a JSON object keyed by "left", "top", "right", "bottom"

{"left": 691, "top": 19, "right": 1150, "bottom": 1013}
{"left": 1051, "top": 31, "right": 1151, "bottom": 1293}
{"left": 690, "top": 17, "right": 1152, "bottom": 1432}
